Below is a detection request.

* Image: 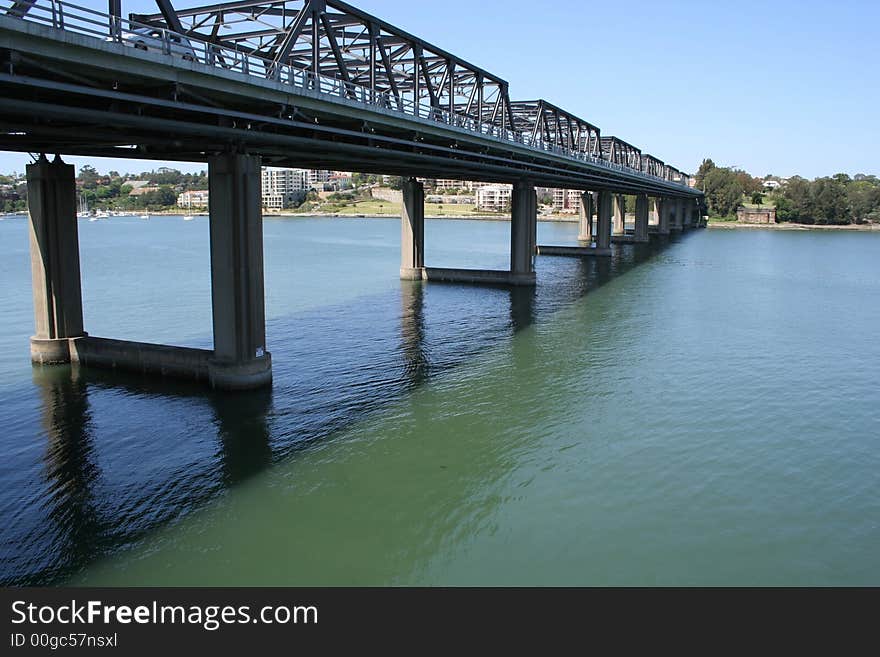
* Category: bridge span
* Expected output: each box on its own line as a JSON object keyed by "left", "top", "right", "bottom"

{"left": 1, "top": 0, "right": 706, "bottom": 390}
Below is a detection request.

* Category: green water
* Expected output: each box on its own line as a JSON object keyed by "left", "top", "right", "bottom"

{"left": 1, "top": 216, "right": 878, "bottom": 585}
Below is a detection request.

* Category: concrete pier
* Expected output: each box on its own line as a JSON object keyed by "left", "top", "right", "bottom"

{"left": 671, "top": 198, "right": 684, "bottom": 232}
{"left": 27, "top": 155, "right": 86, "bottom": 364}
{"left": 537, "top": 189, "right": 611, "bottom": 257}
{"left": 658, "top": 198, "right": 671, "bottom": 235}
{"left": 408, "top": 179, "right": 536, "bottom": 286}
{"left": 207, "top": 153, "right": 272, "bottom": 389}
{"left": 594, "top": 191, "right": 613, "bottom": 255}
{"left": 635, "top": 193, "right": 649, "bottom": 242}
{"left": 612, "top": 194, "right": 650, "bottom": 244}
{"left": 613, "top": 194, "right": 626, "bottom": 235}
{"left": 25, "top": 153, "right": 269, "bottom": 390}
{"left": 399, "top": 177, "right": 425, "bottom": 281}
{"left": 577, "top": 192, "right": 594, "bottom": 243}
{"left": 649, "top": 197, "right": 660, "bottom": 227}
{"left": 511, "top": 181, "right": 537, "bottom": 282}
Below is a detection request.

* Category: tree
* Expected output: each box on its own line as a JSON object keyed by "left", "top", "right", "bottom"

{"left": 78, "top": 165, "right": 100, "bottom": 189}
{"left": 847, "top": 179, "right": 880, "bottom": 223}
{"left": 776, "top": 176, "right": 813, "bottom": 223}
{"left": 694, "top": 158, "right": 716, "bottom": 189}
{"left": 701, "top": 167, "right": 743, "bottom": 217}
{"left": 735, "top": 170, "right": 762, "bottom": 196}
{"left": 811, "top": 177, "right": 849, "bottom": 224}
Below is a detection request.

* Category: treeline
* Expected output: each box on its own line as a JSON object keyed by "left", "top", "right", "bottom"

{"left": 695, "top": 158, "right": 880, "bottom": 224}
{"left": 775, "top": 175, "right": 880, "bottom": 225}
{"left": 0, "top": 173, "right": 27, "bottom": 213}
{"left": 76, "top": 165, "right": 207, "bottom": 211}
{"left": 694, "top": 159, "right": 762, "bottom": 217}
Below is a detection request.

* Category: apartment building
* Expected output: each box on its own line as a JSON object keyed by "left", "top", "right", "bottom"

{"left": 552, "top": 188, "right": 583, "bottom": 213}
{"left": 177, "top": 189, "right": 209, "bottom": 208}
{"left": 475, "top": 184, "right": 512, "bottom": 211}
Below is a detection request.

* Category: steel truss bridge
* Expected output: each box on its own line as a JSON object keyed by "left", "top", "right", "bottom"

{"left": 1, "top": 0, "right": 701, "bottom": 198}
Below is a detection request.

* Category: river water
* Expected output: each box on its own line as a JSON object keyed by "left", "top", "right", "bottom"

{"left": 0, "top": 214, "right": 877, "bottom": 585}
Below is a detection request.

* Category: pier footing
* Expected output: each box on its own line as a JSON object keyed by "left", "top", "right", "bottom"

{"left": 611, "top": 235, "right": 648, "bottom": 244}
{"left": 30, "top": 336, "right": 81, "bottom": 365}
{"left": 536, "top": 245, "right": 612, "bottom": 257}
{"left": 414, "top": 267, "right": 536, "bottom": 286}
{"left": 30, "top": 336, "right": 272, "bottom": 391}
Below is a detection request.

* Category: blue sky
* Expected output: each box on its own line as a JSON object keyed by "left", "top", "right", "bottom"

{"left": 1, "top": 0, "right": 877, "bottom": 178}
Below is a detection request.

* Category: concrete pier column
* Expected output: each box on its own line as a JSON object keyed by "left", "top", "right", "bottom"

{"left": 577, "top": 191, "right": 593, "bottom": 243}
{"left": 684, "top": 199, "right": 695, "bottom": 227}
{"left": 635, "top": 193, "right": 649, "bottom": 242}
{"left": 650, "top": 197, "right": 661, "bottom": 226}
{"left": 658, "top": 198, "right": 670, "bottom": 235}
{"left": 27, "top": 155, "right": 86, "bottom": 364}
{"left": 207, "top": 153, "right": 272, "bottom": 390}
{"left": 595, "top": 190, "right": 613, "bottom": 254}
{"left": 400, "top": 177, "right": 425, "bottom": 280}
{"left": 673, "top": 199, "right": 684, "bottom": 231}
{"left": 613, "top": 194, "right": 626, "bottom": 235}
{"left": 510, "top": 181, "right": 537, "bottom": 285}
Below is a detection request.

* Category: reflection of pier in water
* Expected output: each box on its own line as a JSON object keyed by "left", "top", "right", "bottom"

{"left": 14, "top": 236, "right": 675, "bottom": 584}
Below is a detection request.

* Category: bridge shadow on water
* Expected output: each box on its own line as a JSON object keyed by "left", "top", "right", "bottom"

{"left": 3, "top": 233, "right": 691, "bottom": 585}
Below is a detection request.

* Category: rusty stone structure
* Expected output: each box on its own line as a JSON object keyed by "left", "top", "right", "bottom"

{"left": 737, "top": 207, "right": 777, "bottom": 224}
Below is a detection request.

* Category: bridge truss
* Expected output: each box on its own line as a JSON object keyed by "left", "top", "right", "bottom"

{"left": 131, "top": 0, "right": 517, "bottom": 131}
{"left": 0, "top": 0, "right": 699, "bottom": 196}
{"left": 508, "top": 100, "right": 602, "bottom": 159}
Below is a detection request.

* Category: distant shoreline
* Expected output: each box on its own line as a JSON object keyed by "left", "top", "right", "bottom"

{"left": 1, "top": 210, "right": 577, "bottom": 224}
{"left": 707, "top": 221, "right": 879, "bottom": 232}
{"left": 265, "top": 212, "right": 578, "bottom": 222}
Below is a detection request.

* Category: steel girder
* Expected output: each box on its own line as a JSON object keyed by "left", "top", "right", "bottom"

{"left": 507, "top": 99, "right": 602, "bottom": 158}
{"left": 2, "top": 0, "right": 695, "bottom": 188}
{"left": 641, "top": 153, "right": 664, "bottom": 178}
{"left": 600, "top": 136, "right": 642, "bottom": 171}
{"left": 131, "top": 0, "right": 516, "bottom": 130}
{"left": 664, "top": 164, "right": 683, "bottom": 183}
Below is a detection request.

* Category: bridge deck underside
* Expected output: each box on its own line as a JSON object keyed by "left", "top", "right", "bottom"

{"left": 0, "top": 21, "right": 701, "bottom": 198}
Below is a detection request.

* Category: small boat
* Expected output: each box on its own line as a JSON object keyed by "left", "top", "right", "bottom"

{"left": 183, "top": 215, "right": 194, "bottom": 221}
{"left": 140, "top": 213, "right": 150, "bottom": 220}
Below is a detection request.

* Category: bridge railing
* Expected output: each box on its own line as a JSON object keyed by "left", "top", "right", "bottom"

{"left": 5, "top": 0, "right": 691, "bottom": 190}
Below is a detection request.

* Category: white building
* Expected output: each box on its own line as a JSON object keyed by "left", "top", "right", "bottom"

{"left": 435, "top": 179, "right": 495, "bottom": 193}
{"left": 425, "top": 194, "right": 476, "bottom": 205}
{"left": 307, "top": 169, "right": 331, "bottom": 187}
{"left": 475, "top": 184, "right": 512, "bottom": 211}
{"left": 262, "top": 168, "right": 307, "bottom": 196}
{"left": 177, "top": 189, "right": 209, "bottom": 208}
{"left": 435, "top": 179, "right": 466, "bottom": 191}
{"left": 263, "top": 192, "right": 303, "bottom": 210}
{"left": 552, "top": 189, "right": 583, "bottom": 213}
{"left": 261, "top": 167, "right": 310, "bottom": 209}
